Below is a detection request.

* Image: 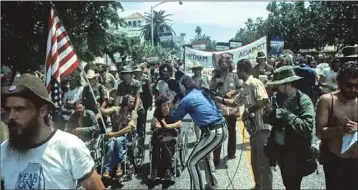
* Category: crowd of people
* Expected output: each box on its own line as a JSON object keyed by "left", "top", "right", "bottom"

{"left": 1, "top": 45, "right": 357, "bottom": 190}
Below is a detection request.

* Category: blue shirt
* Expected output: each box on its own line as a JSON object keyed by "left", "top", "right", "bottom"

{"left": 169, "top": 89, "right": 223, "bottom": 127}
{"left": 293, "top": 64, "right": 317, "bottom": 99}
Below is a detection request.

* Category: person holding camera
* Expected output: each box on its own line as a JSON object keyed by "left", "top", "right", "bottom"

{"left": 214, "top": 59, "right": 272, "bottom": 190}
{"left": 210, "top": 52, "right": 242, "bottom": 165}
{"left": 263, "top": 66, "right": 316, "bottom": 190}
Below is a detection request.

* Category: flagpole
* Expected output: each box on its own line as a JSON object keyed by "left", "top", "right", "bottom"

{"left": 47, "top": 5, "right": 107, "bottom": 133}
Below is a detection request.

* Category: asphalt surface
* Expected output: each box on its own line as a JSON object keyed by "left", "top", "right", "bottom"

{"left": 106, "top": 109, "right": 326, "bottom": 189}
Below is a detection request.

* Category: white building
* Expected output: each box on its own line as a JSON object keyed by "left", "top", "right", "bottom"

{"left": 174, "top": 33, "right": 187, "bottom": 46}
{"left": 123, "top": 12, "right": 147, "bottom": 40}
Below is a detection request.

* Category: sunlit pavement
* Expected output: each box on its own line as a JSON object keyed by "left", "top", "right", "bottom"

{"left": 108, "top": 109, "right": 326, "bottom": 189}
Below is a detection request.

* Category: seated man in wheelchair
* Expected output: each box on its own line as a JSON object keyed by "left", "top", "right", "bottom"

{"left": 100, "top": 94, "right": 138, "bottom": 179}
{"left": 150, "top": 95, "right": 182, "bottom": 180}
{"left": 67, "top": 99, "right": 100, "bottom": 143}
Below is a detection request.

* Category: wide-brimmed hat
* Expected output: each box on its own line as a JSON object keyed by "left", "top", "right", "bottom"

{"left": 256, "top": 51, "right": 266, "bottom": 59}
{"left": 1, "top": 73, "right": 55, "bottom": 108}
{"left": 341, "top": 46, "right": 358, "bottom": 58}
{"left": 133, "top": 66, "right": 142, "bottom": 72}
{"left": 267, "top": 66, "right": 302, "bottom": 85}
{"left": 190, "top": 62, "right": 204, "bottom": 70}
{"left": 108, "top": 65, "right": 117, "bottom": 72}
{"left": 121, "top": 66, "right": 133, "bottom": 74}
{"left": 86, "top": 69, "right": 99, "bottom": 79}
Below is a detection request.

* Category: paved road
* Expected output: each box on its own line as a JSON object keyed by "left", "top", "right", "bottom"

{"left": 106, "top": 109, "right": 326, "bottom": 189}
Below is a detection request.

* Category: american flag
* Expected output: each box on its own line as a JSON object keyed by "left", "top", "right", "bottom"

{"left": 45, "top": 7, "right": 80, "bottom": 108}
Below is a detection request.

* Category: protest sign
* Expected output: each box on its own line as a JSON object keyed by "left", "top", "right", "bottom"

{"left": 185, "top": 36, "right": 267, "bottom": 69}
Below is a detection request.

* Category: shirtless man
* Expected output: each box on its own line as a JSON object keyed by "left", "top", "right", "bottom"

{"left": 316, "top": 61, "right": 358, "bottom": 190}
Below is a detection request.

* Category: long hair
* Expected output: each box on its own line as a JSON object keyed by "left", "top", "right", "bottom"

{"left": 154, "top": 95, "right": 170, "bottom": 120}
{"left": 119, "top": 94, "right": 134, "bottom": 107}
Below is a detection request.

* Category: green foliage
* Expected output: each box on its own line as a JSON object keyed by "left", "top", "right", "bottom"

{"left": 195, "top": 26, "right": 202, "bottom": 37}
{"left": 232, "top": 17, "right": 267, "bottom": 45}
{"left": 191, "top": 27, "right": 216, "bottom": 51}
{"left": 233, "top": 1, "right": 358, "bottom": 52}
{"left": 129, "top": 38, "right": 173, "bottom": 64}
{"left": 1, "top": 1, "right": 124, "bottom": 73}
{"left": 140, "top": 10, "right": 175, "bottom": 46}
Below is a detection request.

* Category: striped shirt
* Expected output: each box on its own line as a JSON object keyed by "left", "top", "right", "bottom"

{"left": 234, "top": 75, "right": 271, "bottom": 132}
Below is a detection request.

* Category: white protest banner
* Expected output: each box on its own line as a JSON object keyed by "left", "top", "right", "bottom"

{"left": 184, "top": 47, "right": 213, "bottom": 68}
{"left": 185, "top": 36, "right": 267, "bottom": 69}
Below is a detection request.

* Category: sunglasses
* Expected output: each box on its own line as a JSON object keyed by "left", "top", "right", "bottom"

{"left": 344, "top": 82, "right": 358, "bottom": 89}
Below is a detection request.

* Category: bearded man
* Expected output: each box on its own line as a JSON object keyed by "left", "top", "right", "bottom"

{"left": 316, "top": 61, "right": 358, "bottom": 190}
{"left": 1, "top": 74, "right": 104, "bottom": 189}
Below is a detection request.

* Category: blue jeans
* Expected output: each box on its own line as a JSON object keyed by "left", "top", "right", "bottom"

{"left": 103, "top": 136, "right": 126, "bottom": 172}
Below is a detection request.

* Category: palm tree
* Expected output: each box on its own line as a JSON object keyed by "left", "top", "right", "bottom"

{"left": 195, "top": 26, "right": 202, "bottom": 37}
{"left": 141, "top": 10, "right": 175, "bottom": 46}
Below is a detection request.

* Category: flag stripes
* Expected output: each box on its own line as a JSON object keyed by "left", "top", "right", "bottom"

{"left": 45, "top": 8, "right": 79, "bottom": 92}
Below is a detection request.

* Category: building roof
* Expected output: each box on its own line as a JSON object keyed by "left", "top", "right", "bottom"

{"left": 125, "top": 12, "right": 144, "bottom": 19}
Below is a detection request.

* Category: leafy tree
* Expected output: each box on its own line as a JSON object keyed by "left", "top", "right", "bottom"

{"left": 232, "top": 17, "right": 267, "bottom": 45}
{"left": 129, "top": 39, "right": 173, "bottom": 64}
{"left": 1, "top": 1, "right": 124, "bottom": 73}
{"left": 140, "top": 10, "right": 175, "bottom": 46}
{"left": 232, "top": 1, "right": 358, "bottom": 52}
{"left": 195, "top": 26, "right": 202, "bottom": 37}
{"left": 191, "top": 27, "right": 216, "bottom": 51}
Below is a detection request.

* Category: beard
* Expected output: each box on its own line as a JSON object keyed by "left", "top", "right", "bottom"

{"left": 341, "top": 89, "right": 358, "bottom": 100}
{"left": 7, "top": 113, "right": 41, "bottom": 154}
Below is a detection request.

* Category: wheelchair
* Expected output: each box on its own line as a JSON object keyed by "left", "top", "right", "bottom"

{"left": 148, "top": 126, "right": 189, "bottom": 181}
{"left": 121, "top": 130, "right": 145, "bottom": 181}
{"left": 85, "top": 133, "right": 106, "bottom": 176}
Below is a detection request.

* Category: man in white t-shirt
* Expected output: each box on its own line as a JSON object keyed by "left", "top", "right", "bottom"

{"left": 1, "top": 74, "right": 104, "bottom": 189}
{"left": 319, "top": 58, "right": 342, "bottom": 94}
{"left": 61, "top": 76, "right": 84, "bottom": 121}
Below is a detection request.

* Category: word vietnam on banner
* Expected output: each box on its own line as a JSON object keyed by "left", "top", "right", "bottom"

{"left": 45, "top": 7, "right": 80, "bottom": 108}
{"left": 185, "top": 36, "right": 267, "bottom": 69}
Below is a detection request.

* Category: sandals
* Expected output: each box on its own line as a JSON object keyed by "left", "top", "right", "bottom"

{"left": 150, "top": 170, "right": 158, "bottom": 180}
{"left": 115, "top": 166, "right": 123, "bottom": 178}
{"left": 164, "top": 169, "right": 172, "bottom": 181}
{"left": 102, "top": 171, "right": 111, "bottom": 179}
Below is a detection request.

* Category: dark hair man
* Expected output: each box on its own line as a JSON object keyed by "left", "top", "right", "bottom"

{"left": 1, "top": 74, "right": 104, "bottom": 189}
{"left": 169, "top": 76, "right": 228, "bottom": 190}
{"left": 214, "top": 59, "right": 272, "bottom": 190}
{"left": 67, "top": 99, "right": 100, "bottom": 143}
{"left": 316, "top": 61, "right": 358, "bottom": 190}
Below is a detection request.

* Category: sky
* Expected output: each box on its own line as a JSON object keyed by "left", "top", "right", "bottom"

{"left": 118, "top": 1, "right": 270, "bottom": 43}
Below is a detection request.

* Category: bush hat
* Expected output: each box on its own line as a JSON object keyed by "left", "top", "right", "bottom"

{"left": 267, "top": 66, "right": 302, "bottom": 85}
{"left": 86, "top": 69, "right": 99, "bottom": 79}
{"left": 121, "top": 66, "right": 133, "bottom": 73}
{"left": 190, "top": 62, "right": 204, "bottom": 69}
{"left": 256, "top": 51, "right": 267, "bottom": 59}
{"left": 1, "top": 73, "right": 55, "bottom": 108}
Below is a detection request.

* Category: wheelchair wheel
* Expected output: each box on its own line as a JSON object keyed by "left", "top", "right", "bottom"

{"left": 95, "top": 134, "right": 106, "bottom": 175}
{"left": 179, "top": 132, "right": 189, "bottom": 169}
{"left": 131, "top": 136, "right": 145, "bottom": 171}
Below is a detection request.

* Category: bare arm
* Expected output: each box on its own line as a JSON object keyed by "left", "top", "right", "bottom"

{"left": 80, "top": 171, "right": 105, "bottom": 189}
{"left": 316, "top": 94, "right": 345, "bottom": 140}
{"left": 100, "top": 106, "right": 120, "bottom": 116}
{"left": 248, "top": 99, "right": 268, "bottom": 113}
{"left": 134, "top": 94, "right": 141, "bottom": 112}
{"left": 161, "top": 119, "right": 182, "bottom": 129}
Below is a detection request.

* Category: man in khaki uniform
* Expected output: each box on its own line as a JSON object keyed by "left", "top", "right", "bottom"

{"left": 210, "top": 53, "right": 242, "bottom": 165}
{"left": 215, "top": 59, "right": 272, "bottom": 189}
